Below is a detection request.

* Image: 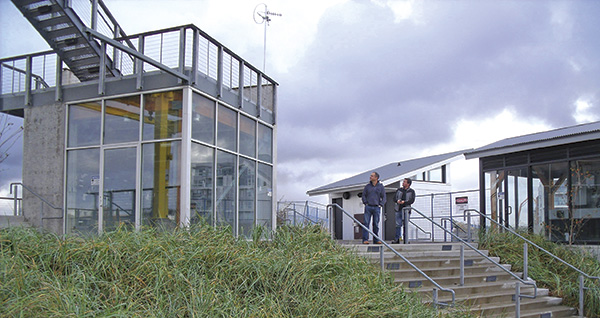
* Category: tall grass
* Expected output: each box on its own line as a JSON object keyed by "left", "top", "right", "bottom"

{"left": 479, "top": 229, "right": 600, "bottom": 318}
{"left": 1, "top": 225, "right": 463, "bottom": 317}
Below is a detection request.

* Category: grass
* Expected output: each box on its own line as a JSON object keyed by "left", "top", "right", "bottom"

{"left": 0, "top": 225, "right": 469, "bottom": 317}
{"left": 479, "top": 229, "right": 600, "bottom": 318}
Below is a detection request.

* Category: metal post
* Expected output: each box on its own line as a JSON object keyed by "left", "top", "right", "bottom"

{"left": 55, "top": 55, "right": 62, "bottom": 101}
{"left": 460, "top": 245, "right": 465, "bottom": 286}
{"left": 515, "top": 281, "right": 521, "bottom": 318}
{"left": 523, "top": 243, "right": 528, "bottom": 280}
{"left": 380, "top": 246, "right": 384, "bottom": 271}
{"left": 403, "top": 208, "right": 409, "bottom": 244}
{"left": 432, "top": 289, "right": 438, "bottom": 309}
{"left": 13, "top": 184, "right": 18, "bottom": 216}
{"left": 467, "top": 212, "right": 472, "bottom": 242}
{"left": 579, "top": 275, "right": 584, "bottom": 318}
{"left": 25, "top": 56, "right": 32, "bottom": 106}
{"left": 136, "top": 35, "right": 144, "bottom": 89}
{"left": 91, "top": 0, "right": 98, "bottom": 31}
{"left": 98, "top": 41, "right": 106, "bottom": 95}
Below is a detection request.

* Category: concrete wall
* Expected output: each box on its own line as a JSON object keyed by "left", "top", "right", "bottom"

{"left": 23, "top": 102, "right": 65, "bottom": 234}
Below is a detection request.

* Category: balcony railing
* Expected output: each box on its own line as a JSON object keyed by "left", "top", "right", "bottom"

{"left": 1, "top": 23, "right": 277, "bottom": 121}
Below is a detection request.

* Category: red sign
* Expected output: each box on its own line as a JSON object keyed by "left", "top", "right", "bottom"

{"left": 455, "top": 197, "right": 468, "bottom": 204}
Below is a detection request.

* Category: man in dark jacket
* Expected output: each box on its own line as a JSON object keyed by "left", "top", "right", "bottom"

{"left": 361, "top": 172, "right": 386, "bottom": 244}
{"left": 391, "top": 178, "right": 415, "bottom": 244}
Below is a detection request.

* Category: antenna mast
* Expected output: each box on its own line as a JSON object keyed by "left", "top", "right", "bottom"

{"left": 253, "top": 3, "right": 281, "bottom": 72}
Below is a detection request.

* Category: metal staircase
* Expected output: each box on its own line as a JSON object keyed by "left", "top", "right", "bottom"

{"left": 11, "top": 0, "right": 122, "bottom": 81}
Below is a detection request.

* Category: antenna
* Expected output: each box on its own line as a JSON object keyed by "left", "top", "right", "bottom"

{"left": 253, "top": 3, "right": 281, "bottom": 72}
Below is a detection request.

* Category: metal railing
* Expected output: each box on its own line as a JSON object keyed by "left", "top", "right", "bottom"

{"left": 277, "top": 201, "right": 328, "bottom": 227}
{"left": 1, "top": 23, "right": 277, "bottom": 120}
{"left": 406, "top": 206, "right": 538, "bottom": 315}
{"left": 10, "top": 182, "right": 63, "bottom": 226}
{"left": 465, "top": 208, "right": 599, "bottom": 318}
{"left": 327, "top": 203, "right": 456, "bottom": 308}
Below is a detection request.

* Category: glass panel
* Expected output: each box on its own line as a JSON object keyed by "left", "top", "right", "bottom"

{"left": 507, "top": 168, "right": 528, "bottom": 229}
{"left": 190, "top": 142, "right": 214, "bottom": 226}
{"left": 258, "top": 123, "right": 272, "bottom": 163}
{"left": 141, "top": 141, "right": 181, "bottom": 229}
{"left": 103, "top": 147, "right": 136, "bottom": 231}
{"left": 68, "top": 102, "right": 101, "bottom": 147}
{"left": 239, "top": 115, "right": 256, "bottom": 158}
{"left": 216, "top": 150, "right": 236, "bottom": 229}
{"left": 257, "top": 163, "right": 272, "bottom": 232}
{"left": 532, "top": 163, "right": 568, "bottom": 242}
{"left": 143, "top": 90, "right": 183, "bottom": 141}
{"left": 570, "top": 159, "right": 600, "bottom": 243}
{"left": 239, "top": 158, "right": 255, "bottom": 237}
{"left": 428, "top": 167, "right": 442, "bottom": 182}
{"left": 217, "top": 105, "right": 237, "bottom": 151}
{"left": 104, "top": 95, "right": 141, "bottom": 144}
{"left": 485, "top": 170, "right": 506, "bottom": 226}
{"left": 191, "top": 93, "right": 215, "bottom": 144}
{"left": 65, "top": 148, "right": 100, "bottom": 235}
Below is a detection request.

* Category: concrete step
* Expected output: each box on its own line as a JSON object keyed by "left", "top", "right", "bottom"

{"left": 395, "top": 270, "right": 517, "bottom": 288}
{"left": 386, "top": 263, "right": 512, "bottom": 280}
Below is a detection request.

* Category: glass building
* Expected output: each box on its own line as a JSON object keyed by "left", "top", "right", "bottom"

{"left": 465, "top": 122, "right": 600, "bottom": 244}
{"left": 0, "top": 2, "right": 277, "bottom": 237}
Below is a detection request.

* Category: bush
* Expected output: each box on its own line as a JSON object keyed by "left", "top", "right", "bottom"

{"left": 0, "top": 225, "right": 462, "bottom": 317}
{"left": 480, "top": 229, "right": 600, "bottom": 318}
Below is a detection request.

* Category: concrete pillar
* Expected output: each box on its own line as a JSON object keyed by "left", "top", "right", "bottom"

{"left": 23, "top": 102, "right": 65, "bottom": 235}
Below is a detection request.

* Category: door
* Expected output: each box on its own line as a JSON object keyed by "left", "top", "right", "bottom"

{"left": 101, "top": 146, "right": 138, "bottom": 232}
{"left": 332, "top": 198, "right": 343, "bottom": 240}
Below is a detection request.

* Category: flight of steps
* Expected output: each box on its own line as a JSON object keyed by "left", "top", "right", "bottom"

{"left": 344, "top": 242, "right": 579, "bottom": 317}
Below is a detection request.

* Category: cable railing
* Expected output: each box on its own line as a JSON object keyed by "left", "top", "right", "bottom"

{"left": 405, "top": 206, "right": 538, "bottom": 314}
{"left": 465, "top": 208, "right": 599, "bottom": 318}
{"left": 327, "top": 203, "right": 456, "bottom": 308}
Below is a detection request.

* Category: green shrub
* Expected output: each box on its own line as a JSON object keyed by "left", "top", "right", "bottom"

{"left": 479, "top": 229, "right": 600, "bottom": 318}
{"left": 0, "top": 225, "right": 462, "bottom": 317}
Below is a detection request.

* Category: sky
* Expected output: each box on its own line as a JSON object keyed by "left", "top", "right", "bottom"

{"left": 1, "top": 0, "right": 599, "bottom": 207}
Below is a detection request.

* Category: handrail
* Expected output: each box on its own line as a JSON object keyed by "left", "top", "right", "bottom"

{"left": 465, "top": 208, "right": 600, "bottom": 317}
{"left": 407, "top": 207, "right": 538, "bottom": 300}
{"left": 327, "top": 203, "right": 456, "bottom": 307}
{"left": 10, "top": 183, "right": 63, "bottom": 223}
{"left": 440, "top": 217, "right": 468, "bottom": 242}
{"left": 408, "top": 219, "right": 431, "bottom": 240}
{"left": 0, "top": 63, "right": 49, "bottom": 89}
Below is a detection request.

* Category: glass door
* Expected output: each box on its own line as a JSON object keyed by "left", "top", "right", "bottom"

{"left": 101, "top": 146, "right": 138, "bottom": 232}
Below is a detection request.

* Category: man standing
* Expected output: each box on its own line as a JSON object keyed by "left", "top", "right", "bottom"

{"left": 361, "top": 172, "right": 386, "bottom": 244}
{"left": 391, "top": 178, "right": 415, "bottom": 244}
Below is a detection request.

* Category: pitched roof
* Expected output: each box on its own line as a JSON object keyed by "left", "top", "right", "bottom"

{"left": 306, "top": 149, "right": 468, "bottom": 196}
{"left": 465, "top": 121, "right": 600, "bottom": 159}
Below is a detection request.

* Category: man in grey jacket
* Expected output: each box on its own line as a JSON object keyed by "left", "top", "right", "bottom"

{"left": 391, "top": 178, "right": 415, "bottom": 244}
{"left": 361, "top": 172, "right": 386, "bottom": 244}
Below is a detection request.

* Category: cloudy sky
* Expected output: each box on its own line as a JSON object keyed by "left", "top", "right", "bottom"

{"left": 1, "top": 0, "right": 599, "bottom": 206}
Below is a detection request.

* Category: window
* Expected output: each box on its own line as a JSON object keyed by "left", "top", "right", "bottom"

{"left": 217, "top": 105, "right": 237, "bottom": 151}
{"left": 104, "top": 95, "right": 140, "bottom": 144}
{"left": 143, "top": 90, "right": 183, "bottom": 141}
{"left": 192, "top": 93, "right": 215, "bottom": 144}
{"left": 240, "top": 115, "right": 256, "bottom": 158}
{"left": 190, "top": 142, "right": 214, "bottom": 226}
{"left": 68, "top": 102, "right": 101, "bottom": 147}
{"left": 258, "top": 123, "right": 272, "bottom": 163}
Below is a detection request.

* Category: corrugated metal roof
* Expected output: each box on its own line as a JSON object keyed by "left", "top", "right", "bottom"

{"left": 465, "top": 121, "right": 600, "bottom": 159}
{"left": 306, "top": 149, "right": 468, "bottom": 195}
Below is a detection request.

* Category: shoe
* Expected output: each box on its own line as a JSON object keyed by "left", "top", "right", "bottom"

{"left": 363, "top": 240, "right": 370, "bottom": 244}
{"left": 375, "top": 241, "right": 382, "bottom": 244}
{"left": 391, "top": 239, "right": 400, "bottom": 244}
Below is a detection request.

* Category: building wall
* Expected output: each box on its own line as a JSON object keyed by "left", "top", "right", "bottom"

{"left": 23, "top": 101, "right": 65, "bottom": 234}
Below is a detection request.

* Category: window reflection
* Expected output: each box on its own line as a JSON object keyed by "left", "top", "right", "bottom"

{"left": 143, "top": 90, "right": 183, "bottom": 141}
{"left": 257, "top": 163, "right": 272, "bottom": 232}
{"left": 570, "top": 159, "right": 600, "bottom": 243}
{"left": 142, "top": 141, "right": 181, "bottom": 229}
{"left": 216, "top": 150, "right": 236, "bottom": 229}
{"left": 68, "top": 102, "right": 101, "bottom": 147}
{"left": 192, "top": 93, "right": 215, "bottom": 144}
{"left": 103, "top": 147, "right": 137, "bottom": 232}
{"left": 191, "top": 142, "right": 214, "bottom": 226}
{"left": 239, "top": 158, "right": 255, "bottom": 237}
{"left": 217, "top": 105, "right": 237, "bottom": 151}
{"left": 104, "top": 96, "right": 140, "bottom": 144}
{"left": 66, "top": 148, "right": 100, "bottom": 235}
{"left": 258, "top": 123, "right": 272, "bottom": 163}
{"left": 240, "top": 115, "right": 256, "bottom": 158}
